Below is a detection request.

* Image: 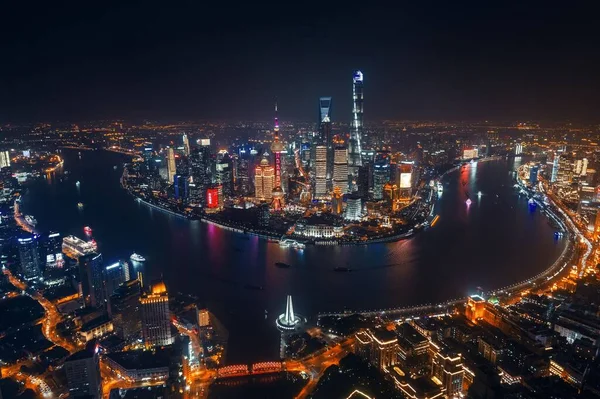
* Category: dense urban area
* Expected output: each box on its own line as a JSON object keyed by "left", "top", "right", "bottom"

{"left": 2, "top": 73, "right": 600, "bottom": 399}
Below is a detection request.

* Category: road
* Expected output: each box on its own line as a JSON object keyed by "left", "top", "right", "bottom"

{"left": 4, "top": 269, "right": 79, "bottom": 354}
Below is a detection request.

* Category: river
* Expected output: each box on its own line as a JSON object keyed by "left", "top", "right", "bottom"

{"left": 20, "top": 150, "right": 566, "bottom": 362}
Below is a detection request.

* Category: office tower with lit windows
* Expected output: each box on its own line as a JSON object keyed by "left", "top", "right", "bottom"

{"left": 197, "top": 307, "right": 210, "bottom": 327}
{"left": 236, "top": 158, "right": 251, "bottom": 196}
{"left": 17, "top": 234, "right": 42, "bottom": 280}
{"left": 333, "top": 145, "right": 348, "bottom": 193}
{"left": 80, "top": 253, "right": 105, "bottom": 308}
{"left": 373, "top": 159, "right": 391, "bottom": 200}
{"left": 174, "top": 174, "right": 189, "bottom": 201}
{"left": 345, "top": 195, "right": 362, "bottom": 221}
{"left": 348, "top": 70, "right": 364, "bottom": 189}
{"left": 314, "top": 145, "right": 328, "bottom": 198}
{"left": 0, "top": 151, "right": 10, "bottom": 169}
{"left": 431, "top": 346, "right": 465, "bottom": 397}
{"left": 104, "top": 260, "right": 130, "bottom": 298}
{"left": 318, "top": 97, "right": 333, "bottom": 185}
{"left": 189, "top": 145, "right": 212, "bottom": 205}
{"left": 42, "top": 231, "right": 64, "bottom": 269}
{"left": 141, "top": 280, "right": 173, "bottom": 347}
{"left": 182, "top": 133, "right": 191, "bottom": 157}
{"left": 64, "top": 342, "right": 102, "bottom": 399}
{"left": 216, "top": 157, "right": 233, "bottom": 198}
{"left": 166, "top": 147, "right": 176, "bottom": 184}
{"left": 354, "top": 328, "right": 398, "bottom": 371}
{"left": 397, "top": 161, "right": 414, "bottom": 199}
{"left": 254, "top": 157, "right": 275, "bottom": 200}
{"left": 109, "top": 279, "right": 142, "bottom": 340}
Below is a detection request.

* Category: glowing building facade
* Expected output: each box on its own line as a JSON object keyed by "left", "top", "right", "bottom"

{"left": 333, "top": 146, "right": 348, "bottom": 193}
{"left": 254, "top": 157, "right": 275, "bottom": 200}
{"left": 166, "top": 147, "right": 176, "bottom": 184}
{"left": 315, "top": 145, "right": 328, "bottom": 198}
{"left": 141, "top": 281, "right": 173, "bottom": 348}
{"left": 348, "top": 70, "right": 364, "bottom": 178}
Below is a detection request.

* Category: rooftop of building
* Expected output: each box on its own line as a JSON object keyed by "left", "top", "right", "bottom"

{"left": 397, "top": 323, "right": 428, "bottom": 347}
{"left": 105, "top": 348, "right": 171, "bottom": 371}
{"left": 81, "top": 314, "right": 111, "bottom": 332}
{"left": 370, "top": 327, "right": 397, "bottom": 345}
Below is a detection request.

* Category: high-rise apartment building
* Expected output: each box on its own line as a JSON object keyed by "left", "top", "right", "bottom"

{"left": 166, "top": 147, "right": 176, "bottom": 184}
{"left": 64, "top": 343, "right": 102, "bottom": 398}
{"left": 315, "top": 145, "right": 328, "bottom": 198}
{"left": 333, "top": 146, "right": 348, "bottom": 194}
{"left": 141, "top": 280, "right": 173, "bottom": 348}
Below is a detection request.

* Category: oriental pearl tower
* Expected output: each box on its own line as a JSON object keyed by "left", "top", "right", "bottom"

{"left": 271, "top": 103, "right": 285, "bottom": 210}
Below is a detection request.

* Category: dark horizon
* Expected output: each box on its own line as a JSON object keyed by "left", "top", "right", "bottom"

{"left": 1, "top": 2, "right": 599, "bottom": 123}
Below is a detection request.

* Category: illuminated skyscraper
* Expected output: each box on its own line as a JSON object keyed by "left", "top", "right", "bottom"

{"left": 141, "top": 280, "right": 173, "bottom": 348}
{"left": 318, "top": 97, "right": 333, "bottom": 187}
{"left": 104, "top": 260, "right": 130, "bottom": 298}
{"left": 109, "top": 280, "right": 142, "bottom": 341}
{"left": 182, "top": 134, "right": 191, "bottom": 157}
{"left": 315, "top": 145, "right": 328, "bottom": 198}
{"left": 373, "top": 159, "right": 390, "bottom": 200}
{"left": 80, "top": 253, "right": 105, "bottom": 308}
{"left": 333, "top": 145, "right": 348, "bottom": 194}
{"left": 345, "top": 195, "right": 362, "bottom": 221}
{"left": 270, "top": 104, "right": 285, "bottom": 209}
{"left": 331, "top": 186, "right": 343, "bottom": 215}
{"left": 254, "top": 157, "right": 275, "bottom": 200}
{"left": 18, "top": 234, "right": 42, "bottom": 280}
{"left": 166, "top": 147, "right": 176, "bottom": 184}
{"left": 0, "top": 151, "right": 10, "bottom": 168}
{"left": 64, "top": 343, "right": 102, "bottom": 399}
{"left": 348, "top": 70, "right": 364, "bottom": 188}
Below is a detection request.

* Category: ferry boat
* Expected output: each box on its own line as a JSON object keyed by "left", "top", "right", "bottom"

{"left": 130, "top": 253, "right": 146, "bottom": 262}
{"left": 436, "top": 182, "right": 444, "bottom": 193}
{"left": 24, "top": 215, "right": 37, "bottom": 227}
{"left": 465, "top": 198, "right": 472, "bottom": 206}
{"left": 279, "top": 238, "right": 306, "bottom": 249}
{"left": 76, "top": 181, "right": 81, "bottom": 187}
{"left": 528, "top": 198, "right": 536, "bottom": 206}
{"left": 77, "top": 202, "right": 84, "bottom": 209}
{"left": 84, "top": 226, "right": 92, "bottom": 235}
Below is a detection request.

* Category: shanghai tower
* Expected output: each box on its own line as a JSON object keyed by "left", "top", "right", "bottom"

{"left": 348, "top": 70, "right": 364, "bottom": 189}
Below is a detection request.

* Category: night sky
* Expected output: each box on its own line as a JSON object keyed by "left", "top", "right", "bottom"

{"left": 1, "top": 2, "right": 598, "bottom": 122}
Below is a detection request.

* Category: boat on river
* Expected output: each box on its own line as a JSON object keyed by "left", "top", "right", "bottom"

{"left": 130, "top": 253, "right": 146, "bottom": 262}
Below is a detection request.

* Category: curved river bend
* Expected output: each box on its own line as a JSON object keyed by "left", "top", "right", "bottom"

{"left": 21, "top": 151, "right": 565, "bottom": 362}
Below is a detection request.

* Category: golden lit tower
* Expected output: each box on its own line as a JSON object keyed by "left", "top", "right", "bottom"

{"left": 140, "top": 280, "right": 173, "bottom": 348}
{"left": 254, "top": 157, "right": 275, "bottom": 200}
